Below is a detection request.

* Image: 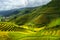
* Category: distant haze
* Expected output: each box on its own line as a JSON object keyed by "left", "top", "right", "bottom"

{"left": 0, "top": 0, "right": 51, "bottom": 11}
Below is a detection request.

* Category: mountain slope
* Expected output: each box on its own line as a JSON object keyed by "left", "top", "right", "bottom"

{"left": 8, "top": 0, "right": 60, "bottom": 28}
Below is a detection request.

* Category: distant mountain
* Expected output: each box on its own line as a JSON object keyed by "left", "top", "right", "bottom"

{"left": 0, "top": 8, "right": 25, "bottom": 16}
{"left": 0, "top": 9, "right": 18, "bottom": 16}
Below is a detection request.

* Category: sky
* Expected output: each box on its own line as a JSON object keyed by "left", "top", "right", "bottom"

{"left": 0, "top": 0, "right": 51, "bottom": 11}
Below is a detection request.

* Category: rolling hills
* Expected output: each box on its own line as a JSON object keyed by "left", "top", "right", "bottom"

{"left": 0, "top": 0, "right": 60, "bottom": 40}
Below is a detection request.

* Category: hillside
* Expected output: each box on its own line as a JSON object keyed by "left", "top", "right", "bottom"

{"left": 0, "top": 0, "right": 60, "bottom": 40}
{"left": 8, "top": 0, "right": 60, "bottom": 28}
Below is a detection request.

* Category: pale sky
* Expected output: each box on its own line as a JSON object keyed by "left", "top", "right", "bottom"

{"left": 0, "top": 0, "right": 51, "bottom": 11}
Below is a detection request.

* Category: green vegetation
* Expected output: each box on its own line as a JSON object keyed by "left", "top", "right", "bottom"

{"left": 0, "top": 0, "right": 60, "bottom": 40}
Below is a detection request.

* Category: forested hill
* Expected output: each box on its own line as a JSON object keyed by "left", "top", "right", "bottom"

{"left": 7, "top": 0, "right": 60, "bottom": 28}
